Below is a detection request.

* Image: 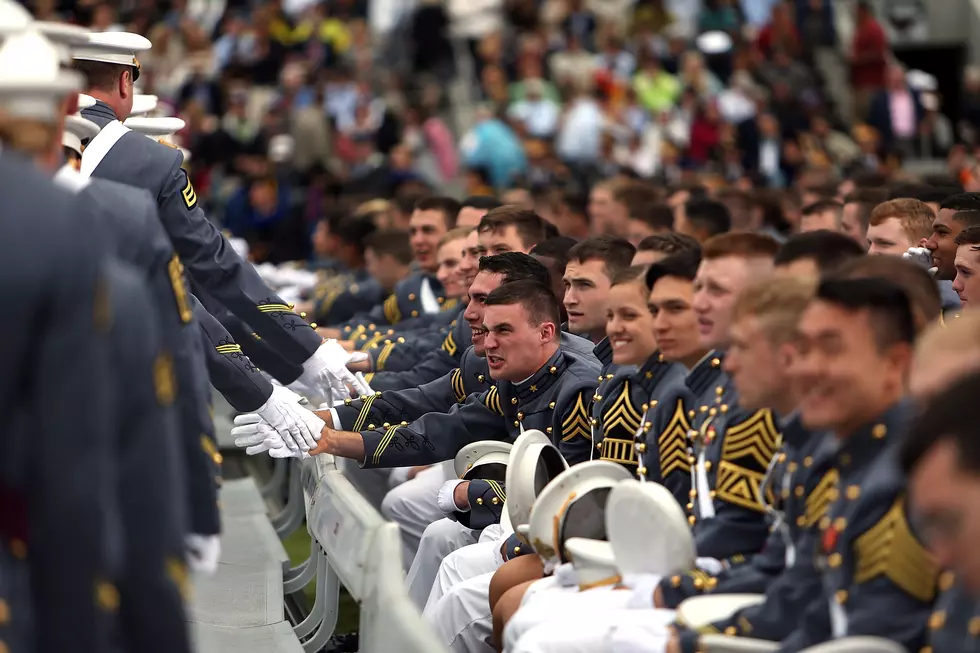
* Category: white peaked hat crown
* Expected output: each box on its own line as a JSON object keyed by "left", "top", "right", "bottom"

{"left": 0, "top": 29, "right": 82, "bottom": 121}
{"left": 72, "top": 31, "right": 150, "bottom": 80}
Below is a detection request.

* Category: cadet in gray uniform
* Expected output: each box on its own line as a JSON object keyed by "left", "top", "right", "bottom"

{"left": 102, "top": 259, "right": 192, "bottom": 653}
{"left": 303, "top": 280, "right": 599, "bottom": 470}
{"left": 364, "top": 316, "right": 471, "bottom": 391}
{"left": 0, "top": 148, "right": 117, "bottom": 653}
{"left": 72, "top": 41, "right": 326, "bottom": 381}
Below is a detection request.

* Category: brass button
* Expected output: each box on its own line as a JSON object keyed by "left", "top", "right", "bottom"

{"left": 517, "top": 412, "right": 524, "bottom": 420}
{"left": 546, "top": 427, "right": 553, "bottom": 434}
{"left": 968, "top": 617, "right": 980, "bottom": 636}
{"left": 513, "top": 421, "right": 519, "bottom": 427}
{"left": 511, "top": 397, "right": 518, "bottom": 405}
{"left": 835, "top": 590, "right": 847, "bottom": 604}
{"left": 795, "top": 486, "right": 804, "bottom": 497}
{"left": 820, "top": 516, "right": 831, "bottom": 529}
{"left": 803, "top": 456, "right": 813, "bottom": 467}
{"left": 690, "top": 489, "right": 697, "bottom": 498}
{"left": 637, "top": 443, "right": 647, "bottom": 453}
{"left": 704, "top": 461, "right": 712, "bottom": 472}
{"left": 693, "top": 578, "right": 704, "bottom": 589}
{"left": 846, "top": 485, "right": 860, "bottom": 500}
{"left": 408, "top": 294, "right": 416, "bottom": 301}
{"left": 711, "top": 358, "right": 721, "bottom": 367}
{"left": 724, "top": 626, "right": 737, "bottom": 636}
{"left": 939, "top": 571, "right": 955, "bottom": 591}
{"left": 513, "top": 546, "right": 521, "bottom": 554}
{"left": 491, "top": 497, "right": 499, "bottom": 505}
{"left": 872, "top": 424, "right": 887, "bottom": 439}
{"left": 688, "top": 515, "right": 696, "bottom": 525}
{"left": 411, "top": 310, "right": 419, "bottom": 317}
{"left": 720, "top": 404, "right": 728, "bottom": 413}
{"left": 96, "top": 581, "right": 120, "bottom": 612}
{"left": 476, "top": 498, "right": 483, "bottom": 505}
{"left": 596, "top": 442, "right": 602, "bottom": 450}
{"left": 828, "top": 553, "right": 842, "bottom": 568}
{"left": 549, "top": 366, "right": 557, "bottom": 374}
{"left": 709, "top": 490, "right": 716, "bottom": 499}
{"left": 637, "top": 467, "right": 647, "bottom": 476}
{"left": 549, "top": 401, "right": 556, "bottom": 409}
{"left": 10, "top": 539, "right": 26, "bottom": 560}
{"left": 478, "top": 375, "right": 485, "bottom": 382}
{"left": 833, "top": 517, "right": 847, "bottom": 530}
{"left": 368, "top": 424, "right": 375, "bottom": 430}
{"left": 0, "top": 599, "right": 8, "bottom": 624}
{"left": 715, "top": 386, "right": 724, "bottom": 395}
{"left": 929, "top": 611, "right": 946, "bottom": 630}
{"left": 796, "top": 516, "right": 805, "bottom": 527}
{"left": 686, "top": 502, "right": 694, "bottom": 510}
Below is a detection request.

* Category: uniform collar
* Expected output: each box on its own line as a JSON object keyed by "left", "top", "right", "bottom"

{"left": 778, "top": 412, "right": 812, "bottom": 449}
{"left": 834, "top": 400, "right": 911, "bottom": 473}
{"left": 635, "top": 351, "right": 674, "bottom": 394}
{"left": 513, "top": 348, "right": 566, "bottom": 402}
{"left": 80, "top": 99, "right": 118, "bottom": 123}
{"left": 684, "top": 349, "right": 726, "bottom": 398}
{"left": 593, "top": 337, "right": 613, "bottom": 367}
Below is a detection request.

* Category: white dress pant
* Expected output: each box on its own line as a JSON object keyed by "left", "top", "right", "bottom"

{"left": 511, "top": 609, "right": 676, "bottom": 653}
{"left": 380, "top": 462, "right": 452, "bottom": 570}
{"left": 424, "top": 538, "right": 503, "bottom": 612}
{"left": 424, "top": 570, "right": 497, "bottom": 653}
{"left": 407, "top": 518, "right": 480, "bottom": 609}
{"left": 503, "top": 586, "right": 638, "bottom": 649}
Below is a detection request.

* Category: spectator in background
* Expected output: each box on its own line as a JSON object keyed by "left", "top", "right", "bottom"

{"left": 507, "top": 78, "right": 561, "bottom": 138}
{"left": 224, "top": 174, "right": 308, "bottom": 263}
{"left": 698, "top": 0, "right": 739, "bottom": 34}
{"left": 850, "top": 0, "right": 888, "bottom": 121}
{"left": 460, "top": 105, "right": 527, "bottom": 189}
{"left": 960, "top": 66, "right": 980, "bottom": 146}
{"left": 556, "top": 85, "right": 605, "bottom": 165}
{"left": 632, "top": 0, "right": 675, "bottom": 38}
{"left": 679, "top": 50, "right": 722, "bottom": 99}
{"left": 756, "top": 0, "right": 801, "bottom": 57}
{"left": 758, "top": 47, "right": 814, "bottom": 99}
{"left": 632, "top": 49, "right": 681, "bottom": 114}
{"left": 868, "top": 64, "right": 923, "bottom": 158}
{"left": 562, "top": 0, "right": 597, "bottom": 51}
{"left": 549, "top": 33, "right": 599, "bottom": 96}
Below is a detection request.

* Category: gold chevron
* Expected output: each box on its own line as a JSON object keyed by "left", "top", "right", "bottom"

{"left": 715, "top": 459, "right": 767, "bottom": 512}
{"left": 601, "top": 381, "right": 643, "bottom": 436}
{"left": 722, "top": 409, "right": 781, "bottom": 469}
{"left": 854, "top": 496, "right": 938, "bottom": 603}
{"left": 659, "top": 399, "right": 692, "bottom": 478}
{"left": 442, "top": 330, "right": 457, "bottom": 357}
{"left": 383, "top": 294, "right": 401, "bottom": 323}
{"left": 803, "top": 469, "right": 839, "bottom": 527}
{"left": 484, "top": 386, "right": 503, "bottom": 415}
{"left": 561, "top": 391, "right": 592, "bottom": 442}
{"left": 451, "top": 368, "right": 466, "bottom": 403}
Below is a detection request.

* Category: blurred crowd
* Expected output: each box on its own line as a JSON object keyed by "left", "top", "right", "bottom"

{"left": 33, "top": 0, "right": 980, "bottom": 266}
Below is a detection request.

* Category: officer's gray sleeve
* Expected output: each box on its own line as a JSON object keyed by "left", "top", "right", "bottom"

{"left": 191, "top": 295, "right": 273, "bottom": 412}
{"left": 194, "top": 286, "right": 304, "bottom": 385}
{"left": 29, "top": 233, "right": 118, "bottom": 653}
{"left": 333, "top": 371, "right": 458, "bottom": 431}
{"left": 159, "top": 160, "right": 321, "bottom": 365}
{"left": 367, "top": 327, "right": 450, "bottom": 372}
{"left": 359, "top": 389, "right": 509, "bottom": 469}
{"left": 106, "top": 261, "right": 192, "bottom": 653}
{"left": 367, "top": 324, "right": 463, "bottom": 391}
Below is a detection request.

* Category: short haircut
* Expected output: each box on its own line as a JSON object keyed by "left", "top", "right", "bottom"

{"left": 637, "top": 232, "right": 702, "bottom": 257}
{"left": 814, "top": 277, "right": 917, "bottom": 349}
{"left": 364, "top": 229, "right": 413, "bottom": 265}
{"left": 333, "top": 215, "right": 378, "bottom": 253}
{"left": 774, "top": 231, "right": 867, "bottom": 274}
{"left": 645, "top": 250, "right": 702, "bottom": 290}
{"left": 955, "top": 224, "right": 980, "bottom": 247}
{"left": 477, "top": 252, "right": 552, "bottom": 287}
{"left": 685, "top": 199, "right": 731, "bottom": 237}
{"left": 72, "top": 59, "right": 126, "bottom": 91}
{"left": 478, "top": 206, "right": 550, "bottom": 249}
{"left": 484, "top": 279, "right": 561, "bottom": 327}
{"left": 395, "top": 192, "right": 427, "bottom": 215}
{"left": 613, "top": 181, "right": 661, "bottom": 215}
{"left": 802, "top": 198, "right": 844, "bottom": 225}
{"left": 567, "top": 236, "right": 637, "bottom": 276}
{"left": 530, "top": 236, "right": 579, "bottom": 272}
{"left": 630, "top": 203, "right": 675, "bottom": 232}
{"left": 900, "top": 370, "right": 980, "bottom": 476}
{"left": 869, "top": 198, "right": 934, "bottom": 242}
{"left": 702, "top": 231, "right": 780, "bottom": 261}
{"left": 667, "top": 182, "right": 708, "bottom": 200}
{"left": 439, "top": 226, "right": 474, "bottom": 248}
{"left": 939, "top": 193, "right": 980, "bottom": 212}
{"left": 415, "top": 196, "right": 462, "bottom": 228}
{"left": 851, "top": 170, "right": 889, "bottom": 188}
{"left": 462, "top": 196, "right": 502, "bottom": 210}
{"left": 732, "top": 277, "right": 814, "bottom": 343}
{"left": 951, "top": 211, "right": 980, "bottom": 230}
{"left": 844, "top": 188, "right": 889, "bottom": 232}
{"left": 715, "top": 187, "right": 752, "bottom": 212}
{"left": 611, "top": 265, "right": 649, "bottom": 287}
{"left": 833, "top": 256, "right": 941, "bottom": 333}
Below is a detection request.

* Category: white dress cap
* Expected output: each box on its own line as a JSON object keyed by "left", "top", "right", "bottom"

{"left": 72, "top": 31, "right": 150, "bottom": 80}
{"left": 696, "top": 30, "right": 733, "bottom": 55}
{"left": 62, "top": 113, "right": 99, "bottom": 155}
{"left": 0, "top": 29, "right": 82, "bottom": 121}
{"left": 0, "top": 0, "right": 32, "bottom": 36}
{"left": 131, "top": 93, "right": 158, "bottom": 116}
{"left": 124, "top": 115, "right": 186, "bottom": 136}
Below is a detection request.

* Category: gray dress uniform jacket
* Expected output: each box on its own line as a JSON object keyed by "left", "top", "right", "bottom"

{"left": 777, "top": 401, "right": 938, "bottom": 653}
{"left": 103, "top": 260, "right": 192, "bottom": 653}
{"left": 53, "top": 168, "right": 222, "bottom": 535}
{"left": 0, "top": 152, "right": 118, "bottom": 653}
{"left": 366, "top": 317, "right": 472, "bottom": 391}
{"left": 356, "top": 347, "right": 600, "bottom": 470}
{"left": 926, "top": 576, "right": 980, "bottom": 653}
{"left": 340, "top": 272, "right": 446, "bottom": 330}
{"left": 81, "top": 101, "right": 322, "bottom": 367}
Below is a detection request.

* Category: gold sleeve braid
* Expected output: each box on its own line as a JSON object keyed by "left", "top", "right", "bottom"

{"left": 451, "top": 369, "right": 467, "bottom": 403}
{"left": 659, "top": 399, "right": 693, "bottom": 477}
{"left": 854, "top": 495, "right": 939, "bottom": 603}
{"left": 715, "top": 410, "right": 781, "bottom": 513}
{"left": 561, "top": 391, "right": 592, "bottom": 442}
{"left": 383, "top": 294, "right": 401, "bottom": 323}
{"left": 441, "top": 330, "right": 457, "bottom": 357}
{"left": 484, "top": 386, "right": 503, "bottom": 416}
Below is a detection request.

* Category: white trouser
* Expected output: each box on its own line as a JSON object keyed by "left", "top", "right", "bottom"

{"left": 407, "top": 518, "right": 480, "bottom": 609}
{"left": 338, "top": 458, "right": 391, "bottom": 512}
{"left": 424, "top": 539, "right": 504, "bottom": 613}
{"left": 425, "top": 570, "right": 497, "bottom": 653}
{"left": 511, "top": 609, "right": 676, "bottom": 653}
{"left": 504, "top": 586, "right": 635, "bottom": 650}
{"left": 381, "top": 462, "right": 451, "bottom": 570}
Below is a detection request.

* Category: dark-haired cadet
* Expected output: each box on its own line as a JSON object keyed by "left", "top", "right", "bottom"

{"left": 774, "top": 229, "right": 867, "bottom": 280}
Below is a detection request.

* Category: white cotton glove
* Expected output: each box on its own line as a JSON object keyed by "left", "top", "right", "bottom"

{"left": 694, "top": 557, "right": 725, "bottom": 575}
{"left": 255, "top": 385, "right": 325, "bottom": 451}
{"left": 232, "top": 414, "right": 310, "bottom": 459}
{"left": 553, "top": 562, "right": 579, "bottom": 588}
{"left": 437, "top": 479, "right": 467, "bottom": 513}
{"left": 185, "top": 534, "right": 221, "bottom": 574}
{"left": 300, "top": 340, "right": 371, "bottom": 402}
{"left": 352, "top": 371, "right": 373, "bottom": 396}
{"left": 903, "top": 247, "right": 939, "bottom": 275}
{"left": 620, "top": 573, "right": 663, "bottom": 609}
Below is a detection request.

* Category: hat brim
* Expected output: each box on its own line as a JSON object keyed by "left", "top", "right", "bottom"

{"left": 454, "top": 441, "right": 513, "bottom": 479}
{"left": 607, "top": 481, "right": 695, "bottom": 576}
{"left": 124, "top": 116, "right": 185, "bottom": 135}
{"left": 505, "top": 429, "right": 567, "bottom": 529}
{"left": 64, "top": 114, "right": 100, "bottom": 141}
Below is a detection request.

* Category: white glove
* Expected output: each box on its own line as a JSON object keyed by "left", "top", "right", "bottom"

{"left": 300, "top": 340, "right": 371, "bottom": 401}
{"left": 437, "top": 479, "right": 467, "bottom": 513}
{"left": 255, "top": 385, "right": 325, "bottom": 451}
{"left": 185, "top": 534, "right": 221, "bottom": 574}
{"left": 354, "top": 371, "right": 374, "bottom": 396}
{"left": 553, "top": 562, "right": 578, "bottom": 588}
{"left": 620, "top": 573, "right": 663, "bottom": 609}
{"left": 694, "top": 557, "right": 725, "bottom": 575}
{"left": 903, "top": 247, "right": 939, "bottom": 275}
{"left": 232, "top": 414, "right": 310, "bottom": 459}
